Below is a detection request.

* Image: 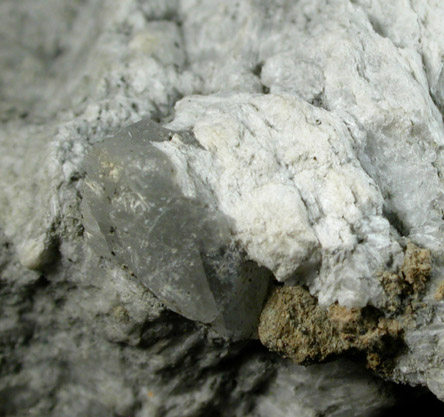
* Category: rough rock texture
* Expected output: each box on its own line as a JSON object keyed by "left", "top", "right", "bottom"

{"left": 2, "top": 0, "right": 444, "bottom": 416}
{"left": 254, "top": 359, "right": 394, "bottom": 417}
{"left": 166, "top": 93, "right": 402, "bottom": 310}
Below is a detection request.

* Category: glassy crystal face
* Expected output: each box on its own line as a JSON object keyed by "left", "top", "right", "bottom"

{"left": 81, "top": 120, "right": 270, "bottom": 339}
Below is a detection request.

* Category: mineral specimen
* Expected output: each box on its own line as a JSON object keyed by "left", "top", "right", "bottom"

{"left": 3, "top": 0, "right": 444, "bottom": 415}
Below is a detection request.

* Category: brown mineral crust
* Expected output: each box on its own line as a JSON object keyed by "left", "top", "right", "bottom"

{"left": 379, "top": 271, "right": 406, "bottom": 313}
{"left": 258, "top": 286, "right": 346, "bottom": 364}
{"left": 400, "top": 241, "right": 432, "bottom": 293}
{"left": 258, "top": 242, "right": 432, "bottom": 373}
{"left": 379, "top": 241, "right": 432, "bottom": 313}
{"left": 435, "top": 282, "right": 444, "bottom": 301}
{"left": 258, "top": 286, "right": 403, "bottom": 370}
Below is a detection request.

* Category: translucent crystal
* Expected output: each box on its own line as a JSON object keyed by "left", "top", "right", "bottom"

{"left": 81, "top": 120, "right": 270, "bottom": 339}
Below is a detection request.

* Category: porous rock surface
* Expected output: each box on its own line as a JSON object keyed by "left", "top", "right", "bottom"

{"left": 2, "top": 0, "right": 444, "bottom": 416}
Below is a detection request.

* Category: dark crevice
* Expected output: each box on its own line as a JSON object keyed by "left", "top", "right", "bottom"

{"left": 379, "top": 384, "right": 444, "bottom": 417}
{"left": 383, "top": 207, "right": 410, "bottom": 237}
{"left": 251, "top": 62, "right": 270, "bottom": 95}
{"left": 262, "top": 85, "right": 270, "bottom": 94}
{"left": 252, "top": 62, "right": 264, "bottom": 77}
{"left": 368, "top": 16, "right": 388, "bottom": 39}
{"left": 310, "top": 90, "right": 326, "bottom": 108}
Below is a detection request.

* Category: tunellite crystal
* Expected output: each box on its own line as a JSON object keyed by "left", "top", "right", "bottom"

{"left": 81, "top": 119, "right": 271, "bottom": 339}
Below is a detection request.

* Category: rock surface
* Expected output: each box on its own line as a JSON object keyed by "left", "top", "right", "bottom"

{"left": 2, "top": 0, "right": 444, "bottom": 416}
